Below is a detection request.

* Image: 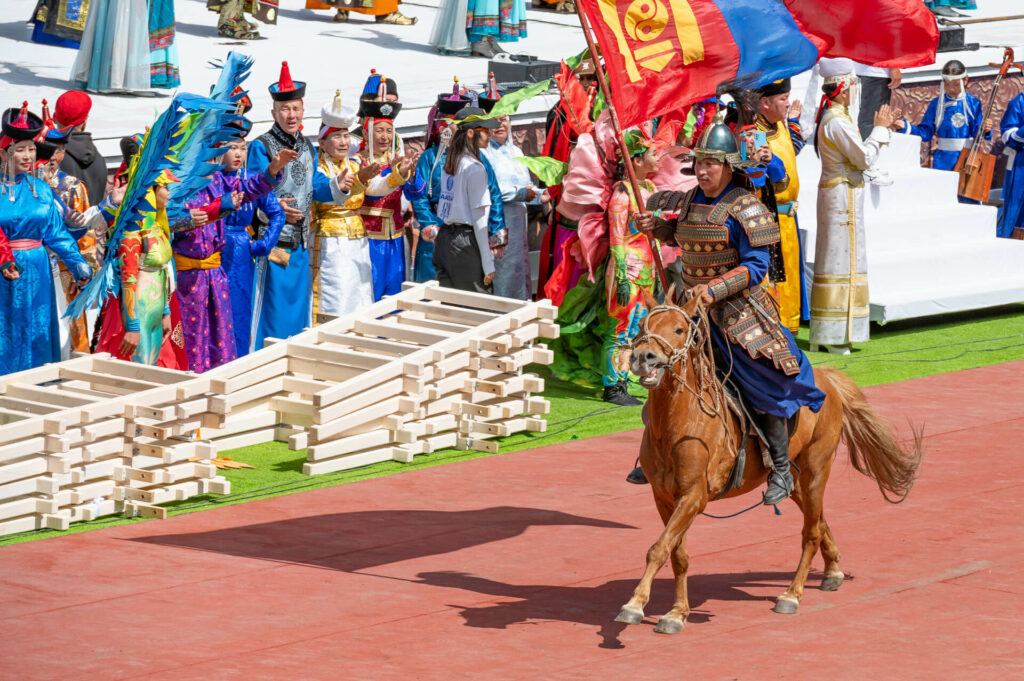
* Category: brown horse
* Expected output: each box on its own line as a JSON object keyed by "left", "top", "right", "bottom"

{"left": 615, "top": 292, "right": 923, "bottom": 634}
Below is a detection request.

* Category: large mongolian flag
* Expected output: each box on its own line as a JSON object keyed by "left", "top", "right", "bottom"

{"left": 577, "top": 0, "right": 940, "bottom": 127}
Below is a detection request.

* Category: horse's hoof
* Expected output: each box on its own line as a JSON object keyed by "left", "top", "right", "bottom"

{"left": 654, "top": 616, "right": 685, "bottom": 634}
{"left": 773, "top": 595, "right": 799, "bottom": 614}
{"left": 614, "top": 606, "right": 645, "bottom": 624}
{"left": 821, "top": 571, "right": 845, "bottom": 592}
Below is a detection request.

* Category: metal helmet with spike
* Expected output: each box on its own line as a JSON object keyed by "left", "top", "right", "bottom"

{"left": 692, "top": 109, "right": 742, "bottom": 167}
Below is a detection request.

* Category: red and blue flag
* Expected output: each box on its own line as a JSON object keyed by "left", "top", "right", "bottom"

{"left": 577, "top": 0, "right": 939, "bottom": 127}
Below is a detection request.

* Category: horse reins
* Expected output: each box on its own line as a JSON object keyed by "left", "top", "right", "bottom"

{"left": 632, "top": 302, "right": 742, "bottom": 465}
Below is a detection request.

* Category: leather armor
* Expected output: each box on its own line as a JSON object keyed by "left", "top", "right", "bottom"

{"left": 650, "top": 187, "right": 800, "bottom": 375}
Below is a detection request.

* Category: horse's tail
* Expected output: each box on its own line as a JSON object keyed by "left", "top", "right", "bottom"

{"left": 819, "top": 367, "right": 923, "bottom": 504}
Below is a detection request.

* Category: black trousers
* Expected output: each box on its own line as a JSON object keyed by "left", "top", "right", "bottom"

{"left": 858, "top": 75, "right": 893, "bottom": 140}
{"left": 433, "top": 223, "right": 492, "bottom": 294}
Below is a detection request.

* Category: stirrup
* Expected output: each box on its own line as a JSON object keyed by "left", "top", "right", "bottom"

{"left": 762, "top": 469, "right": 793, "bottom": 506}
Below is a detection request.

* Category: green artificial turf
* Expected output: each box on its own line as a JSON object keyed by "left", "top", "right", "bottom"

{"left": 2, "top": 303, "right": 1021, "bottom": 546}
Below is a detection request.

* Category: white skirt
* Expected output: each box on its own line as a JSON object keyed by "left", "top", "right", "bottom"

{"left": 312, "top": 233, "right": 374, "bottom": 319}
{"left": 809, "top": 182, "right": 870, "bottom": 346}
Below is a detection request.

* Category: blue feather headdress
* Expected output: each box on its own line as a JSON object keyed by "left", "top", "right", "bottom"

{"left": 65, "top": 53, "right": 253, "bottom": 319}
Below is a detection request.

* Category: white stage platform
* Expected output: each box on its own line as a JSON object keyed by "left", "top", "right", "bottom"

{"left": 796, "top": 131, "right": 1024, "bottom": 324}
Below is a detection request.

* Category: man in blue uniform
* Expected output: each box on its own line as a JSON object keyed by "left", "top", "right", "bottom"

{"left": 895, "top": 60, "right": 991, "bottom": 203}
{"left": 633, "top": 115, "right": 826, "bottom": 505}
{"left": 998, "top": 90, "right": 1024, "bottom": 239}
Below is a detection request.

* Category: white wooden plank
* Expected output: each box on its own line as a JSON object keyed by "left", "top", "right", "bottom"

{"left": 316, "top": 330, "right": 421, "bottom": 357}
{"left": 89, "top": 357, "right": 191, "bottom": 384}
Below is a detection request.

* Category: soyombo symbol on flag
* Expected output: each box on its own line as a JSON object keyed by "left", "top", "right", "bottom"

{"left": 577, "top": 0, "right": 939, "bottom": 127}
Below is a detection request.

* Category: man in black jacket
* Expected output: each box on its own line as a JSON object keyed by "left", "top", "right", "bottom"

{"left": 54, "top": 91, "right": 108, "bottom": 206}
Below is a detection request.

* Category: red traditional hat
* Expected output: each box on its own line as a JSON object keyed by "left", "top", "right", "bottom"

{"left": 269, "top": 61, "right": 306, "bottom": 102}
{"left": 53, "top": 90, "right": 91, "bottom": 128}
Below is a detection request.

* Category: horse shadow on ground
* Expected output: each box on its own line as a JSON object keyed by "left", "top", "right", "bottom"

{"left": 406, "top": 569, "right": 807, "bottom": 649}
{"left": 131, "top": 505, "right": 819, "bottom": 648}
{"left": 129, "top": 505, "right": 635, "bottom": 573}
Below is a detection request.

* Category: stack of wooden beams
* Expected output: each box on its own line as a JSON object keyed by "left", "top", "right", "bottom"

{"left": 0, "top": 282, "right": 559, "bottom": 538}
{"left": 0, "top": 355, "right": 229, "bottom": 533}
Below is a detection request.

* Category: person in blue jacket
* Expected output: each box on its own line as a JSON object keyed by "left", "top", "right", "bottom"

{"left": 895, "top": 60, "right": 991, "bottom": 202}
{"left": 410, "top": 92, "right": 507, "bottom": 283}
{"left": 218, "top": 117, "right": 286, "bottom": 356}
{"left": 997, "top": 90, "right": 1024, "bottom": 239}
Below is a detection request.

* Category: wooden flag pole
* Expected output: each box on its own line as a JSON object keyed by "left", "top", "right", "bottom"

{"left": 575, "top": 7, "right": 671, "bottom": 293}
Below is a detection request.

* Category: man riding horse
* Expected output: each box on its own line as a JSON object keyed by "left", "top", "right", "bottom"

{"left": 632, "top": 113, "right": 826, "bottom": 506}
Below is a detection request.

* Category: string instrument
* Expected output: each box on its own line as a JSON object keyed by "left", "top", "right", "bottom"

{"left": 954, "top": 47, "right": 1023, "bottom": 202}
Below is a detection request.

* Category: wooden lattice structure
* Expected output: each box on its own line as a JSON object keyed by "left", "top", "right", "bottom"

{"left": 0, "top": 283, "right": 559, "bottom": 537}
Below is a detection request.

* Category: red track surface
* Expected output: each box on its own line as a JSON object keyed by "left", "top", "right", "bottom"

{"left": 1, "top": 362, "right": 1022, "bottom": 681}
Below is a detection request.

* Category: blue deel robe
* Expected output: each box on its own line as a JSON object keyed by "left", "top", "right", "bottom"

{"left": 906, "top": 94, "right": 991, "bottom": 204}
{"left": 410, "top": 145, "right": 507, "bottom": 283}
{"left": 0, "top": 175, "right": 91, "bottom": 375}
{"left": 695, "top": 184, "right": 825, "bottom": 419}
{"left": 998, "top": 93, "right": 1024, "bottom": 239}
{"left": 218, "top": 168, "right": 286, "bottom": 356}
{"left": 247, "top": 138, "right": 345, "bottom": 349}
{"left": 906, "top": 93, "right": 987, "bottom": 171}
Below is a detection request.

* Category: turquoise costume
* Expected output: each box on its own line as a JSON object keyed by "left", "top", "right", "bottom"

{"left": 0, "top": 175, "right": 91, "bottom": 375}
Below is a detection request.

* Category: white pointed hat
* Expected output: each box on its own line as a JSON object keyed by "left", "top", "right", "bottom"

{"left": 321, "top": 90, "right": 357, "bottom": 130}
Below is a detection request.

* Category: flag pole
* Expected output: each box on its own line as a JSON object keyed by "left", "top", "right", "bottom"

{"left": 575, "top": 6, "right": 670, "bottom": 293}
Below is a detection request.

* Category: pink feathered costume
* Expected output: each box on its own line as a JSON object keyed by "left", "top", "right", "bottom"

{"left": 544, "top": 110, "right": 694, "bottom": 305}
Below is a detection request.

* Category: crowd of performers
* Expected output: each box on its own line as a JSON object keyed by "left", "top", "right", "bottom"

{"left": 2, "top": 51, "right": 1023, "bottom": 490}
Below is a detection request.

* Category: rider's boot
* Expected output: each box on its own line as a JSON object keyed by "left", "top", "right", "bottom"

{"left": 758, "top": 412, "right": 794, "bottom": 505}
{"left": 603, "top": 380, "right": 642, "bottom": 407}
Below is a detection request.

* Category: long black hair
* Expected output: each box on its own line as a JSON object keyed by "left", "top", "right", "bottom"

{"left": 813, "top": 82, "right": 844, "bottom": 157}
{"left": 443, "top": 125, "right": 481, "bottom": 176}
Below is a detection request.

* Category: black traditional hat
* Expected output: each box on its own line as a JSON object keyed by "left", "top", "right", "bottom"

{"left": 268, "top": 61, "right": 306, "bottom": 102}
{"left": 359, "top": 96, "right": 402, "bottom": 120}
{"left": 757, "top": 78, "right": 791, "bottom": 98}
{"left": 478, "top": 71, "right": 502, "bottom": 114}
{"left": 436, "top": 93, "right": 472, "bottom": 116}
{"left": 1, "top": 102, "right": 43, "bottom": 146}
{"left": 227, "top": 117, "right": 253, "bottom": 139}
{"left": 478, "top": 95, "right": 501, "bottom": 114}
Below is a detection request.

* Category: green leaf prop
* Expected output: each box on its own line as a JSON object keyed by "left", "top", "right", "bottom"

{"left": 489, "top": 79, "right": 553, "bottom": 116}
{"left": 515, "top": 156, "right": 568, "bottom": 186}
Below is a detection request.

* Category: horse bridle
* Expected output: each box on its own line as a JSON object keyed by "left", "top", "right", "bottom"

{"left": 631, "top": 303, "right": 701, "bottom": 381}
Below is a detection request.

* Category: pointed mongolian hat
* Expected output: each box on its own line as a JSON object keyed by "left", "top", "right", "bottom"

{"left": 477, "top": 72, "right": 501, "bottom": 114}
{"left": 268, "top": 61, "right": 306, "bottom": 102}
{"left": 1, "top": 102, "right": 43, "bottom": 149}
{"left": 320, "top": 90, "right": 357, "bottom": 139}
